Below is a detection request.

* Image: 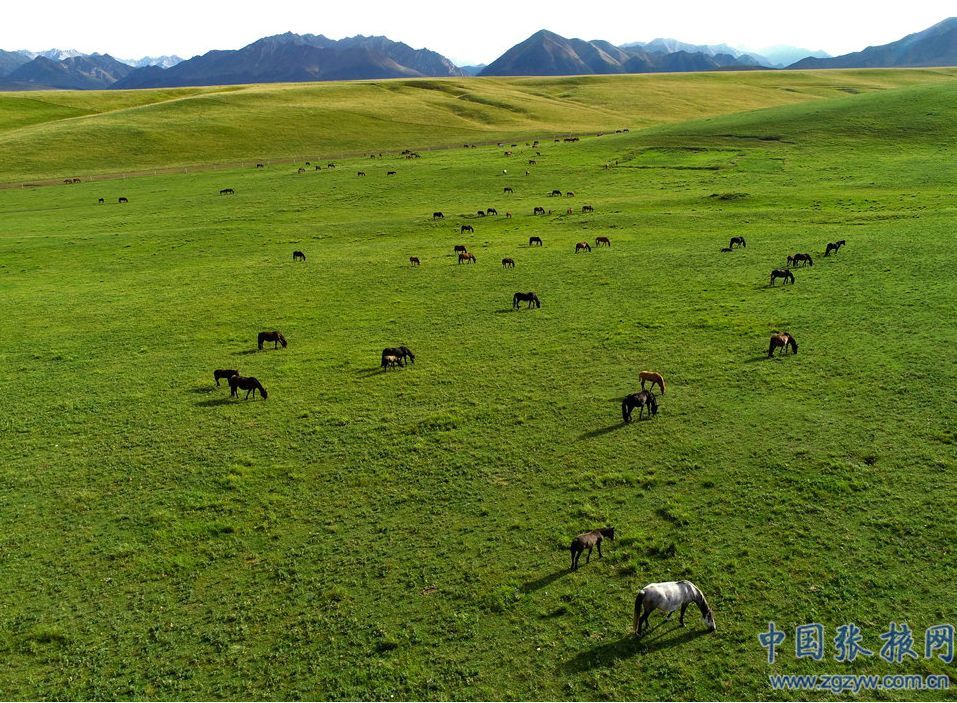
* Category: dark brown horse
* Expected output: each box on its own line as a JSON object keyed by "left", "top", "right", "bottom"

{"left": 529, "top": 236, "right": 543, "bottom": 246}
{"left": 575, "top": 241, "right": 592, "bottom": 253}
{"left": 513, "top": 291, "right": 541, "bottom": 309}
{"left": 219, "top": 188, "right": 235, "bottom": 195}
{"left": 768, "top": 332, "right": 798, "bottom": 357}
{"left": 729, "top": 236, "right": 746, "bottom": 248}
{"left": 787, "top": 253, "right": 813, "bottom": 267}
{"left": 433, "top": 212, "right": 444, "bottom": 219}
{"left": 387, "top": 170, "right": 397, "bottom": 176}
{"left": 502, "top": 258, "right": 515, "bottom": 268}
{"left": 258, "top": 331, "right": 287, "bottom": 350}
{"left": 454, "top": 244, "right": 468, "bottom": 254}
{"left": 533, "top": 206, "right": 546, "bottom": 215}
{"left": 824, "top": 240, "right": 846, "bottom": 256}
{"left": 503, "top": 187, "right": 513, "bottom": 194}
{"left": 229, "top": 375, "right": 268, "bottom": 399}
{"left": 213, "top": 369, "right": 239, "bottom": 386}
{"left": 550, "top": 189, "right": 562, "bottom": 197}
{"left": 570, "top": 527, "right": 615, "bottom": 570}
{"left": 382, "top": 346, "right": 415, "bottom": 367}
{"left": 118, "top": 197, "right": 128, "bottom": 204}
{"left": 622, "top": 390, "right": 657, "bottom": 422}
{"left": 596, "top": 236, "right": 611, "bottom": 247}
{"left": 770, "top": 269, "right": 794, "bottom": 285}
{"left": 582, "top": 205, "right": 594, "bottom": 213}
{"left": 458, "top": 252, "right": 476, "bottom": 264}
{"left": 461, "top": 224, "right": 474, "bottom": 234}
{"left": 293, "top": 251, "right": 306, "bottom": 261}
{"left": 409, "top": 256, "right": 420, "bottom": 266}
{"left": 487, "top": 208, "right": 497, "bottom": 216}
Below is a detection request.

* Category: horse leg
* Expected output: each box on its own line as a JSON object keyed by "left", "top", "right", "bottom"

{"left": 586, "top": 546, "right": 592, "bottom": 564}
{"left": 638, "top": 609, "right": 652, "bottom": 635}
{"left": 679, "top": 602, "right": 689, "bottom": 626}
{"left": 597, "top": 541, "right": 603, "bottom": 559}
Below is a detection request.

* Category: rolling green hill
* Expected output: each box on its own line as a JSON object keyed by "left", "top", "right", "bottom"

{"left": 0, "top": 73, "right": 954, "bottom": 700}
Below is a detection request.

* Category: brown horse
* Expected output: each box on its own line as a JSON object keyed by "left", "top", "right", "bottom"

{"left": 529, "top": 236, "right": 543, "bottom": 246}
{"left": 461, "top": 224, "right": 474, "bottom": 234}
{"left": 770, "top": 269, "right": 794, "bottom": 285}
{"left": 219, "top": 188, "right": 235, "bottom": 195}
{"left": 787, "top": 253, "right": 813, "bottom": 267}
{"left": 454, "top": 244, "right": 468, "bottom": 254}
{"left": 502, "top": 258, "right": 515, "bottom": 268}
{"left": 381, "top": 354, "right": 401, "bottom": 370}
{"left": 229, "top": 375, "right": 268, "bottom": 400}
{"left": 570, "top": 527, "right": 615, "bottom": 570}
{"left": 533, "top": 206, "right": 546, "bottom": 215}
{"left": 824, "top": 240, "right": 846, "bottom": 256}
{"left": 409, "top": 256, "right": 420, "bottom": 266}
{"left": 458, "top": 252, "right": 476, "bottom": 264}
{"left": 582, "top": 204, "right": 594, "bottom": 213}
{"left": 292, "top": 251, "right": 306, "bottom": 261}
{"left": 768, "top": 332, "right": 798, "bottom": 357}
{"left": 433, "top": 212, "right": 444, "bottom": 219}
{"left": 729, "top": 236, "right": 746, "bottom": 248}
{"left": 214, "top": 369, "right": 239, "bottom": 386}
{"left": 487, "top": 208, "right": 497, "bottom": 216}
{"left": 575, "top": 241, "right": 591, "bottom": 253}
{"left": 504, "top": 186, "right": 513, "bottom": 194}
{"left": 639, "top": 371, "right": 665, "bottom": 394}
{"left": 596, "top": 236, "right": 611, "bottom": 247}
{"left": 622, "top": 390, "right": 657, "bottom": 422}
{"left": 258, "top": 331, "right": 287, "bottom": 350}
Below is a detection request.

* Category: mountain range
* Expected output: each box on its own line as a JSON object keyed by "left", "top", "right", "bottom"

{"left": 0, "top": 18, "right": 954, "bottom": 91}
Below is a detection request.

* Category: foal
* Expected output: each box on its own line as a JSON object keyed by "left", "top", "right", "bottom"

{"left": 570, "top": 527, "right": 615, "bottom": 570}
{"left": 633, "top": 581, "right": 716, "bottom": 635}
{"left": 639, "top": 371, "right": 666, "bottom": 394}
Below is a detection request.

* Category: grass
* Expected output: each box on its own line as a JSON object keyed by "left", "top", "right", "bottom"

{"left": 0, "top": 73, "right": 955, "bottom": 700}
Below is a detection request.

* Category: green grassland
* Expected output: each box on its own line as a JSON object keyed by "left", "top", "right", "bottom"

{"left": 0, "top": 73, "right": 955, "bottom": 700}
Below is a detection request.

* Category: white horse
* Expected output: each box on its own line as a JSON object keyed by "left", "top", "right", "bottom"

{"left": 633, "top": 580, "right": 716, "bottom": 635}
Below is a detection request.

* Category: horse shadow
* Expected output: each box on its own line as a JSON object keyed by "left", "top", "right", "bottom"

{"left": 495, "top": 308, "right": 516, "bottom": 314}
{"left": 195, "top": 397, "right": 233, "bottom": 407}
{"left": 520, "top": 568, "right": 567, "bottom": 594}
{"left": 356, "top": 366, "right": 386, "bottom": 378}
{"left": 565, "top": 625, "right": 708, "bottom": 673}
{"left": 233, "top": 349, "right": 260, "bottom": 356}
{"left": 577, "top": 422, "right": 627, "bottom": 440}
{"left": 744, "top": 355, "right": 769, "bottom": 363}
{"left": 190, "top": 386, "right": 214, "bottom": 394}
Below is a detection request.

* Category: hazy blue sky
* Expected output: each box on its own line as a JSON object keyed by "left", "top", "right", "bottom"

{"left": 3, "top": 1, "right": 953, "bottom": 65}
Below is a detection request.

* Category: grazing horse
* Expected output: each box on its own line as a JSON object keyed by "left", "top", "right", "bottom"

{"left": 256, "top": 163, "right": 264, "bottom": 169}
{"left": 566, "top": 191, "right": 575, "bottom": 197}
{"left": 387, "top": 170, "right": 397, "bottom": 176}
{"left": 633, "top": 581, "right": 716, "bottom": 635}
{"left": 570, "top": 527, "right": 615, "bottom": 570}
{"left": 487, "top": 208, "right": 497, "bottom": 216}
{"left": 528, "top": 160, "right": 537, "bottom": 165}
{"left": 292, "top": 251, "right": 306, "bottom": 261}
{"left": 639, "top": 371, "right": 666, "bottom": 395}
{"left": 770, "top": 268, "right": 794, "bottom": 285}
{"left": 213, "top": 369, "right": 239, "bottom": 386}
{"left": 297, "top": 168, "right": 306, "bottom": 174}
{"left": 382, "top": 347, "right": 415, "bottom": 367}
{"left": 409, "top": 256, "right": 420, "bottom": 266}
{"left": 98, "top": 198, "right": 104, "bottom": 204}
{"left": 788, "top": 253, "right": 813, "bottom": 267}
{"left": 575, "top": 241, "right": 592, "bottom": 253}
{"left": 533, "top": 206, "right": 546, "bottom": 215}
{"left": 622, "top": 390, "right": 657, "bottom": 422}
{"left": 504, "top": 187, "right": 513, "bottom": 194}
{"left": 502, "top": 258, "right": 515, "bottom": 268}
{"left": 258, "top": 331, "right": 287, "bottom": 350}
{"left": 315, "top": 165, "right": 321, "bottom": 171}
{"left": 595, "top": 236, "right": 611, "bottom": 247}
{"left": 513, "top": 291, "right": 541, "bottom": 309}
{"left": 458, "top": 252, "right": 476, "bottom": 264}
{"left": 768, "top": 332, "right": 798, "bottom": 357}
{"left": 433, "top": 212, "right": 444, "bottom": 219}
{"left": 454, "top": 245, "right": 468, "bottom": 253}
{"left": 118, "top": 197, "right": 128, "bottom": 204}
{"left": 824, "top": 240, "right": 846, "bottom": 256}
{"left": 327, "top": 163, "right": 336, "bottom": 168}
{"left": 729, "top": 236, "right": 746, "bottom": 249}
{"left": 582, "top": 204, "right": 594, "bottom": 213}
{"left": 461, "top": 224, "right": 474, "bottom": 234}
{"left": 529, "top": 236, "right": 543, "bottom": 246}
{"left": 219, "top": 188, "right": 235, "bottom": 195}
{"left": 357, "top": 171, "right": 366, "bottom": 177}
{"left": 229, "top": 375, "right": 268, "bottom": 400}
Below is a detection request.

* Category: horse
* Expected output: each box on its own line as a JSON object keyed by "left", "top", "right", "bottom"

{"left": 476, "top": 210, "right": 486, "bottom": 217}
{"left": 503, "top": 187, "right": 513, "bottom": 194}
{"left": 292, "top": 251, "right": 306, "bottom": 262}
{"left": 550, "top": 189, "right": 562, "bottom": 197}
{"left": 824, "top": 240, "right": 846, "bottom": 256}
{"left": 569, "top": 527, "right": 615, "bottom": 570}
{"left": 582, "top": 205, "right": 594, "bottom": 213}
{"left": 729, "top": 236, "right": 746, "bottom": 248}
{"left": 502, "top": 258, "right": 515, "bottom": 268}
{"left": 409, "top": 256, "right": 420, "bottom": 266}
{"left": 327, "top": 163, "right": 336, "bottom": 169}
{"left": 454, "top": 245, "right": 468, "bottom": 253}
{"left": 639, "top": 371, "right": 666, "bottom": 395}
{"left": 575, "top": 241, "right": 591, "bottom": 253}
{"left": 528, "top": 160, "right": 537, "bottom": 165}
{"left": 357, "top": 171, "right": 366, "bottom": 177}
{"left": 315, "top": 165, "right": 321, "bottom": 171}
{"left": 258, "top": 331, "right": 287, "bottom": 350}
{"left": 770, "top": 269, "right": 794, "bottom": 285}
{"left": 461, "top": 224, "right": 474, "bottom": 234}
{"left": 529, "top": 236, "right": 543, "bottom": 246}
{"left": 433, "top": 212, "right": 444, "bottom": 219}
{"left": 256, "top": 163, "right": 264, "bottom": 169}
{"left": 458, "top": 252, "right": 476, "bottom": 264}
{"left": 213, "top": 369, "right": 239, "bottom": 386}
{"left": 505, "top": 212, "right": 512, "bottom": 218}
{"left": 566, "top": 191, "right": 575, "bottom": 197}
{"left": 297, "top": 168, "right": 306, "bottom": 174}
{"left": 788, "top": 253, "right": 813, "bottom": 267}
{"left": 487, "top": 208, "right": 497, "bottom": 216}
{"left": 382, "top": 347, "right": 415, "bottom": 367}
{"left": 633, "top": 581, "right": 716, "bottom": 635}
{"left": 219, "top": 188, "right": 235, "bottom": 195}
{"left": 622, "top": 390, "right": 657, "bottom": 422}
{"left": 229, "top": 375, "right": 268, "bottom": 400}
{"left": 97, "top": 198, "right": 104, "bottom": 204}
{"left": 513, "top": 292, "right": 541, "bottom": 309}
{"left": 387, "top": 171, "right": 397, "bottom": 176}
{"left": 566, "top": 208, "right": 574, "bottom": 215}
{"left": 533, "top": 206, "right": 546, "bottom": 215}
{"left": 595, "top": 236, "right": 611, "bottom": 247}
{"left": 118, "top": 197, "right": 128, "bottom": 204}
{"left": 768, "top": 332, "right": 798, "bottom": 357}
{"left": 381, "top": 354, "right": 401, "bottom": 370}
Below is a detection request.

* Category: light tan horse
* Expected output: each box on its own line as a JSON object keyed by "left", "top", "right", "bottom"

{"left": 639, "top": 371, "right": 666, "bottom": 395}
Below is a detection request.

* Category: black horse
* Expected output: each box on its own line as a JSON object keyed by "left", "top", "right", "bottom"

{"left": 729, "top": 236, "right": 746, "bottom": 249}
{"left": 229, "top": 375, "right": 268, "bottom": 400}
{"left": 788, "top": 253, "right": 813, "bottom": 267}
{"left": 293, "top": 251, "right": 306, "bottom": 261}
{"left": 382, "top": 346, "right": 415, "bottom": 367}
{"left": 513, "top": 292, "right": 541, "bottom": 309}
{"left": 118, "top": 197, "right": 128, "bottom": 204}
{"left": 214, "top": 369, "right": 239, "bottom": 386}
{"left": 487, "top": 208, "right": 498, "bottom": 216}
{"left": 433, "top": 212, "right": 444, "bottom": 219}
{"left": 622, "top": 390, "right": 657, "bottom": 422}
{"left": 533, "top": 206, "right": 546, "bottom": 215}
{"left": 770, "top": 269, "right": 795, "bottom": 285}
{"left": 529, "top": 236, "right": 543, "bottom": 246}
{"left": 219, "top": 188, "right": 235, "bottom": 195}
{"left": 258, "top": 331, "right": 287, "bottom": 350}
{"left": 502, "top": 257, "right": 515, "bottom": 268}
{"left": 461, "top": 224, "right": 474, "bottom": 234}
{"left": 824, "top": 240, "right": 846, "bottom": 256}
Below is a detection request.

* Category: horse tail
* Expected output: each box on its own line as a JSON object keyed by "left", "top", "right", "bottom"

{"left": 621, "top": 398, "right": 630, "bottom": 423}
{"left": 633, "top": 590, "right": 646, "bottom": 633}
